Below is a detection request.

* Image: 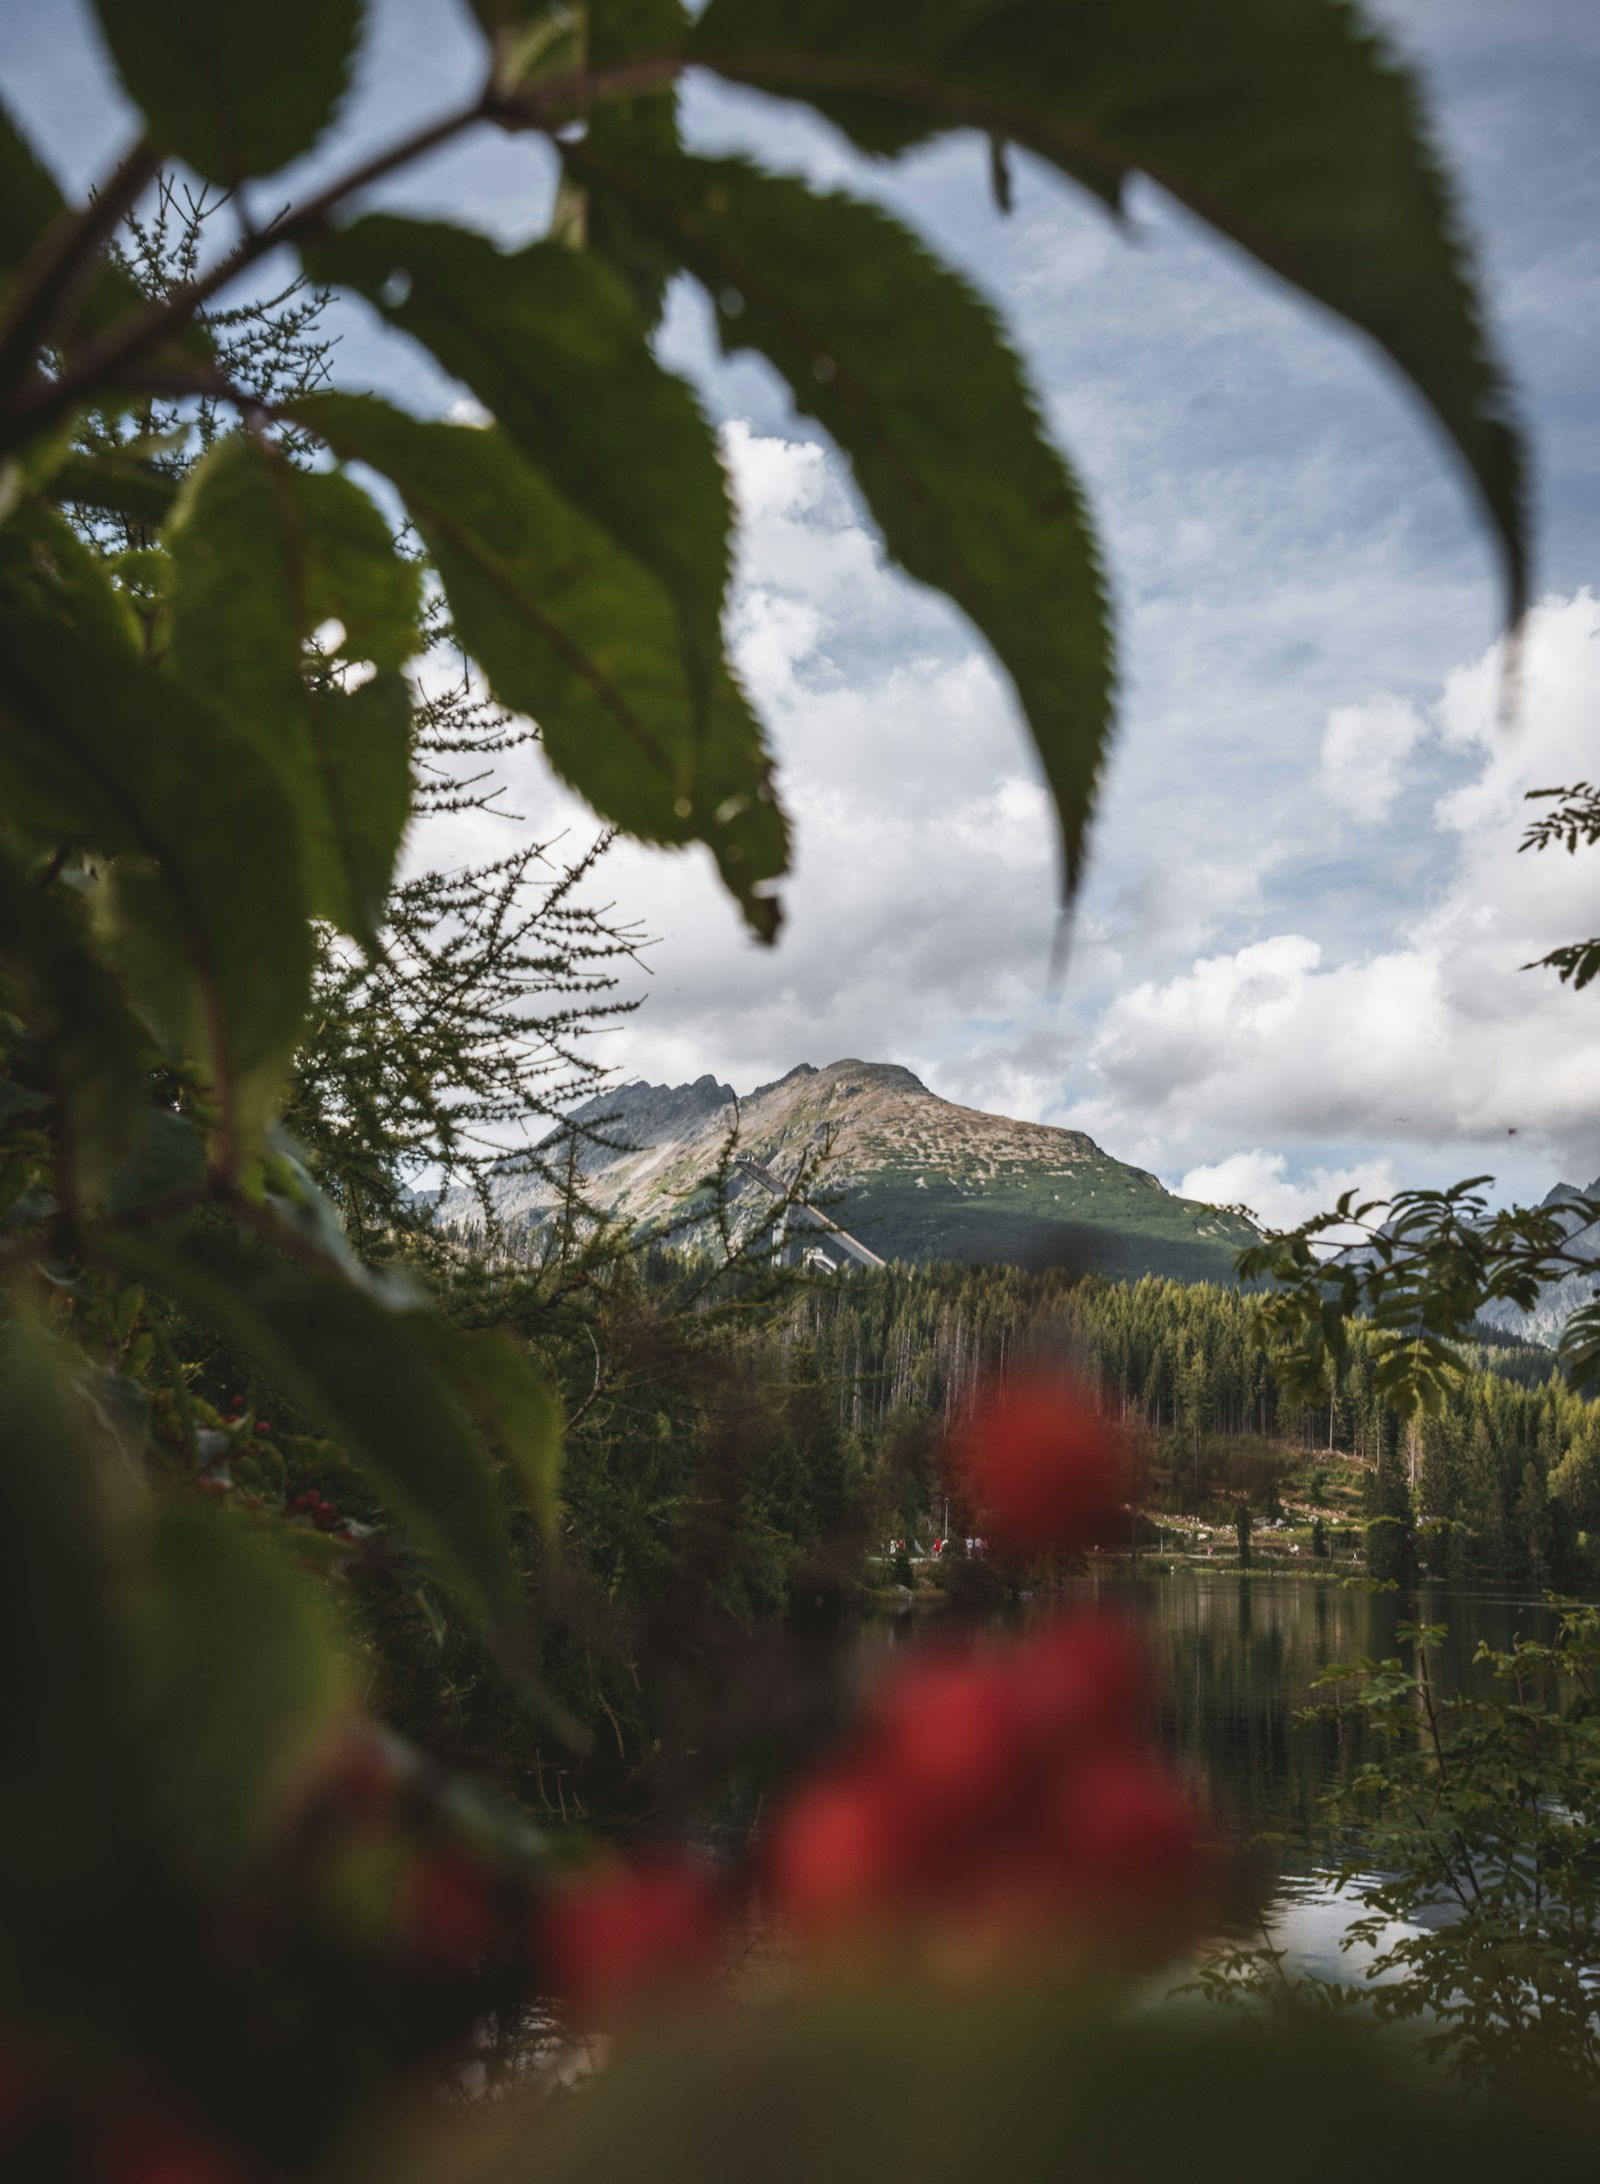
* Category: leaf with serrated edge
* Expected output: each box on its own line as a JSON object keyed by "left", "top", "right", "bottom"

{"left": 415, "top": 1318, "right": 564, "bottom": 1530}
{"left": 88, "top": 0, "right": 362, "bottom": 184}
{"left": 0, "top": 613, "right": 312, "bottom": 1147}
{"left": 563, "top": 146, "right": 1111, "bottom": 891}
{"left": 293, "top": 390, "right": 787, "bottom": 938}
{"left": 97, "top": 1227, "right": 543, "bottom": 1644}
{"left": 130, "top": 1502, "right": 352, "bottom": 1880}
{"left": 167, "top": 433, "right": 420, "bottom": 946}
{"left": 301, "top": 214, "right": 731, "bottom": 695}
{"left": 689, "top": 0, "right": 1524, "bottom": 619}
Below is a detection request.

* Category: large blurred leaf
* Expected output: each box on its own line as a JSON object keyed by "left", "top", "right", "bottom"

{"left": 130, "top": 1500, "right": 353, "bottom": 1879}
{"left": 0, "top": 843, "right": 150, "bottom": 1200}
{"left": 381, "top": 1986, "right": 1600, "bottom": 2184}
{"left": 0, "top": 97, "right": 65, "bottom": 283}
{"left": 417, "top": 1318, "right": 564, "bottom": 1530}
{"left": 301, "top": 214, "right": 731, "bottom": 695}
{"left": 563, "top": 146, "right": 1112, "bottom": 889}
{"left": 296, "top": 390, "right": 787, "bottom": 937}
{"left": 584, "top": 0, "right": 694, "bottom": 321}
{"left": 689, "top": 0, "right": 1525, "bottom": 617}
{"left": 0, "top": 605, "right": 313, "bottom": 1146}
{"left": 0, "top": 1315, "right": 125, "bottom": 1855}
{"left": 0, "top": 499, "right": 142, "bottom": 651}
{"left": 89, "top": 0, "right": 364, "bottom": 184}
{"left": 168, "top": 432, "right": 421, "bottom": 944}
{"left": 98, "top": 1225, "right": 550, "bottom": 1642}
{"left": 46, "top": 448, "right": 180, "bottom": 528}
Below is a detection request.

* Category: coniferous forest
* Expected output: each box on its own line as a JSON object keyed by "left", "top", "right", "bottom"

{"left": 777, "top": 1265, "right": 1600, "bottom": 1588}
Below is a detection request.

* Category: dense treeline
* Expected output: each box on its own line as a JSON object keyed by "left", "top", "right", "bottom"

{"left": 775, "top": 1264, "right": 1600, "bottom": 1586}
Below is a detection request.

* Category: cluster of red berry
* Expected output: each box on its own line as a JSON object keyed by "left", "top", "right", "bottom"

{"left": 531, "top": 1374, "right": 1195, "bottom": 2013}
{"left": 539, "top": 1854, "right": 725, "bottom": 2021}
{"left": 285, "top": 1490, "right": 341, "bottom": 1532}
{"left": 766, "top": 1614, "right": 1196, "bottom": 1963}
{"left": 0, "top": 2055, "right": 248, "bottom": 2184}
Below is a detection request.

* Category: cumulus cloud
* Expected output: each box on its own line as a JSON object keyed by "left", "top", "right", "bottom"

{"left": 421, "top": 420, "right": 1068, "bottom": 1099}
{"left": 1068, "top": 594, "right": 1600, "bottom": 1188}
{"left": 1175, "top": 1151, "right": 1401, "bottom": 1234}
{"left": 369, "top": 0, "right": 1600, "bottom": 1220}
{"left": 1319, "top": 695, "right": 1428, "bottom": 821}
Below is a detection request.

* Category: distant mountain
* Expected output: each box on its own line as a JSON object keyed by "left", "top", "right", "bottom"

{"left": 1475, "top": 1178, "right": 1600, "bottom": 1347}
{"left": 475, "top": 1058, "right": 1259, "bottom": 1283}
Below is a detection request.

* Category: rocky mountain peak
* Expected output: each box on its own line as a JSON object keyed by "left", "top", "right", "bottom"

{"left": 466, "top": 1056, "right": 1258, "bottom": 1284}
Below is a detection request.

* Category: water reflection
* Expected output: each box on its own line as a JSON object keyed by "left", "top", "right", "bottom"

{"left": 1074, "top": 1572, "right": 1562, "bottom": 1967}
{"left": 1101, "top": 1575, "right": 1554, "bottom": 1846}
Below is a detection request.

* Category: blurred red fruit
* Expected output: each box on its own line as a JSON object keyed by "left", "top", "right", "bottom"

{"left": 542, "top": 1855, "right": 719, "bottom": 2018}
{"left": 84, "top": 2095, "right": 246, "bottom": 2184}
{"left": 955, "top": 1373, "right": 1124, "bottom": 1554}
{"left": 871, "top": 1655, "right": 1029, "bottom": 1835}
{"left": 404, "top": 1846, "right": 499, "bottom": 1973}
{"left": 767, "top": 1767, "right": 918, "bottom": 1930}
{"left": 1009, "top": 1615, "right": 1145, "bottom": 1759}
{"left": 1049, "top": 1754, "right": 1195, "bottom": 1895}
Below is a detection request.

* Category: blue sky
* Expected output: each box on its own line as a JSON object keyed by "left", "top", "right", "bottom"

{"left": 5, "top": 1, "right": 1598, "bottom": 1220}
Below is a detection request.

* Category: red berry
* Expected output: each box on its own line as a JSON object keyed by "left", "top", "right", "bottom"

{"left": 1008, "top": 1615, "right": 1145, "bottom": 1761}
{"left": 766, "top": 1766, "right": 921, "bottom": 1931}
{"left": 1047, "top": 1754, "right": 1195, "bottom": 1896}
{"left": 256, "top": 1421, "right": 271, "bottom": 1435}
{"left": 954, "top": 1374, "right": 1124, "bottom": 1555}
{"left": 404, "top": 1846, "right": 499, "bottom": 1973}
{"left": 870, "top": 1654, "right": 1029, "bottom": 1839}
{"left": 84, "top": 2093, "right": 246, "bottom": 2184}
{"left": 542, "top": 1855, "right": 719, "bottom": 2016}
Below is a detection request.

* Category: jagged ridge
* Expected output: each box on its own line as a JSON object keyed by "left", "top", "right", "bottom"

{"left": 481, "top": 1058, "right": 1259, "bottom": 1283}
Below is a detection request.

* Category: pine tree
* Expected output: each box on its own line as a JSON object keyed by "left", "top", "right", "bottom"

{"left": 1367, "top": 1430, "right": 1417, "bottom": 1587}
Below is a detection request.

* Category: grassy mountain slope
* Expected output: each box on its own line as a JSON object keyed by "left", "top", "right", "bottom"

{"left": 488, "top": 1058, "right": 1257, "bottom": 1283}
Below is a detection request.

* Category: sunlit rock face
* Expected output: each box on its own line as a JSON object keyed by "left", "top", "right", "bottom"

{"left": 465, "top": 1058, "right": 1259, "bottom": 1283}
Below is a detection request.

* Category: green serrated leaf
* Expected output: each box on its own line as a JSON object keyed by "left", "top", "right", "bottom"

{"left": 564, "top": 146, "right": 1112, "bottom": 890}
{"left": 0, "top": 848, "right": 149, "bottom": 1199}
{"left": 585, "top": 0, "right": 693, "bottom": 318}
{"left": 129, "top": 1499, "right": 352, "bottom": 1880}
{"left": 0, "top": 610, "right": 313, "bottom": 1147}
{"left": 303, "top": 670, "right": 416, "bottom": 943}
{"left": 690, "top": 0, "right": 1525, "bottom": 620}
{"left": 0, "top": 499, "right": 142, "bottom": 651}
{"left": 104, "top": 1107, "right": 208, "bottom": 1218}
{"left": 45, "top": 450, "right": 180, "bottom": 528}
{"left": 88, "top": 0, "right": 364, "bottom": 184}
{"left": 167, "top": 432, "right": 421, "bottom": 945}
{"left": 300, "top": 213, "right": 730, "bottom": 695}
{"left": 294, "top": 390, "right": 787, "bottom": 938}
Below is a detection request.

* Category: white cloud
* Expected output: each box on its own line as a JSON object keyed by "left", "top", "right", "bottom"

{"left": 1319, "top": 695, "right": 1428, "bottom": 822}
{"left": 1175, "top": 1151, "right": 1400, "bottom": 1233}
{"left": 1067, "top": 593, "right": 1600, "bottom": 1187}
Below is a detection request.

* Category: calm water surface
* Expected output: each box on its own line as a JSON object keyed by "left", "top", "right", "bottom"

{"left": 1095, "top": 1571, "right": 1562, "bottom": 1974}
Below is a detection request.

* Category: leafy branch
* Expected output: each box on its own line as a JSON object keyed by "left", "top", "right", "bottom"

{"left": 1239, "top": 1179, "right": 1600, "bottom": 1412}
